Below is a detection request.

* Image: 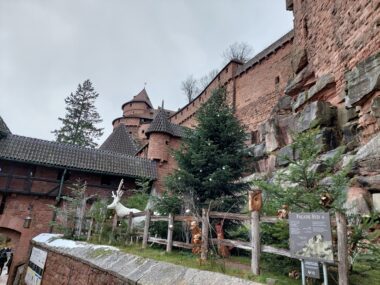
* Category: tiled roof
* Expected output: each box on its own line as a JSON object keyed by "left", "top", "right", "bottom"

{"left": 146, "top": 108, "right": 185, "bottom": 138}
{"left": 0, "top": 116, "right": 11, "bottom": 138}
{"left": 0, "top": 134, "right": 157, "bottom": 179}
{"left": 99, "top": 125, "right": 139, "bottom": 156}
{"left": 122, "top": 88, "right": 153, "bottom": 109}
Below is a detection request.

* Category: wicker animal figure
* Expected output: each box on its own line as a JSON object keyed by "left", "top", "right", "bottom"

{"left": 215, "top": 222, "right": 230, "bottom": 258}
{"left": 190, "top": 220, "right": 202, "bottom": 254}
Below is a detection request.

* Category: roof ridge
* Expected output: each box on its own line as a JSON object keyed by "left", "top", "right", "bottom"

{"left": 8, "top": 134, "right": 151, "bottom": 161}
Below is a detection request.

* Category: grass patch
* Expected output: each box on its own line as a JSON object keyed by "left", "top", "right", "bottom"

{"left": 114, "top": 243, "right": 299, "bottom": 284}
{"left": 86, "top": 240, "right": 379, "bottom": 285}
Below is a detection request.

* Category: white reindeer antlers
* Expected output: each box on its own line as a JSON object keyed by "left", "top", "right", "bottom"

{"left": 112, "top": 179, "right": 124, "bottom": 198}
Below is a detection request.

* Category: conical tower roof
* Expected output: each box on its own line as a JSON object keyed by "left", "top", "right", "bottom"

{"left": 146, "top": 107, "right": 173, "bottom": 136}
{"left": 145, "top": 107, "right": 185, "bottom": 138}
{"left": 0, "top": 116, "right": 11, "bottom": 138}
{"left": 100, "top": 125, "right": 138, "bottom": 155}
{"left": 122, "top": 88, "right": 153, "bottom": 109}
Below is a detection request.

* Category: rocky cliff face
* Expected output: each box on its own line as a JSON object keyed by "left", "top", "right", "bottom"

{"left": 246, "top": 51, "right": 380, "bottom": 215}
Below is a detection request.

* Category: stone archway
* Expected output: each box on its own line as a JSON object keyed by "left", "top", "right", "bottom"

{"left": 0, "top": 215, "right": 29, "bottom": 285}
{"left": 0, "top": 227, "right": 21, "bottom": 285}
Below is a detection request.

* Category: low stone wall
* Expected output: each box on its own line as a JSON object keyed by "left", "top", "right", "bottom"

{"left": 27, "top": 234, "right": 260, "bottom": 285}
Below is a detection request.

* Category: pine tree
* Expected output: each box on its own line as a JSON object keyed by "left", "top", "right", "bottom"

{"left": 166, "top": 87, "right": 248, "bottom": 212}
{"left": 52, "top": 79, "right": 103, "bottom": 148}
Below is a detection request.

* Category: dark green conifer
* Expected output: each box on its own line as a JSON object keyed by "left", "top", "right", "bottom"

{"left": 52, "top": 79, "right": 103, "bottom": 148}
{"left": 166, "top": 87, "right": 247, "bottom": 212}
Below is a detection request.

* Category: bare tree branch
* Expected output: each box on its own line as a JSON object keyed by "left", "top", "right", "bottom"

{"left": 222, "top": 42, "right": 253, "bottom": 63}
{"left": 181, "top": 75, "right": 199, "bottom": 103}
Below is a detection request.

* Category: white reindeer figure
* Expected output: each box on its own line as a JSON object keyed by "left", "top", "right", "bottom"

{"left": 107, "top": 179, "right": 145, "bottom": 227}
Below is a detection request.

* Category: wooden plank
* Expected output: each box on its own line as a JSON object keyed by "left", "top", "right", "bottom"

{"left": 260, "top": 216, "right": 285, "bottom": 223}
{"left": 209, "top": 211, "right": 249, "bottom": 221}
{"left": 148, "top": 237, "right": 167, "bottom": 245}
{"left": 251, "top": 211, "right": 260, "bottom": 275}
{"left": 148, "top": 237, "right": 193, "bottom": 250}
{"left": 336, "top": 212, "right": 349, "bottom": 285}
{"left": 210, "top": 238, "right": 251, "bottom": 251}
{"left": 262, "top": 245, "right": 292, "bottom": 258}
{"left": 142, "top": 210, "right": 151, "bottom": 249}
{"left": 132, "top": 211, "right": 147, "bottom": 218}
{"left": 173, "top": 241, "right": 193, "bottom": 249}
{"left": 151, "top": 215, "right": 169, "bottom": 222}
{"left": 201, "top": 208, "right": 209, "bottom": 260}
{"left": 166, "top": 213, "right": 174, "bottom": 253}
{"left": 174, "top": 215, "right": 199, "bottom": 222}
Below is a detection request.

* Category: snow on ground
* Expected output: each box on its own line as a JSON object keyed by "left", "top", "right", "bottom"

{"left": 33, "top": 233, "right": 119, "bottom": 251}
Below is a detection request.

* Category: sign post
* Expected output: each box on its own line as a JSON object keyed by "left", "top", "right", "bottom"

{"left": 24, "top": 247, "right": 48, "bottom": 285}
{"left": 289, "top": 212, "right": 333, "bottom": 285}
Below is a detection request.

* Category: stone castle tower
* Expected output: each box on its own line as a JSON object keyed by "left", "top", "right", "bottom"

{"left": 101, "top": 89, "right": 184, "bottom": 192}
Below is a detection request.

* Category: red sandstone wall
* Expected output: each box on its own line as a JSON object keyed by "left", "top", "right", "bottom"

{"left": 123, "top": 102, "right": 151, "bottom": 117}
{"left": 147, "top": 133, "right": 170, "bottom": 162}
{"left": 234, "top": 41, "right": 293, "bottom": 133}
{"left": 170, "top": 61, "right": 242, "bottom": 128}
{"left": 0, "top": 160, "right": 138, "bottom": 283}
{"left": 170, "top": 39, "right": 294, "bottom": 135}
{"left": 145, "top": 134, "right": 181, "bottom": 193}
{"left": 41, "top": 249, "right": 124, "bottom": 285}
{"left": 0, "top": 194, "right": 55, "bottom": 284}
{"left": 292, "top": 0, "right": 380, "bottom": 103}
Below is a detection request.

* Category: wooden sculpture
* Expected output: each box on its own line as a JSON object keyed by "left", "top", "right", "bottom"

{"left": 215, "top": 222, "right": 230, "bottom": 258}
{"left": 249, "top": 189, "right": 262, "bottom": 212}
{"left": 190, "top": 220, "right": 202, "bottom": 254}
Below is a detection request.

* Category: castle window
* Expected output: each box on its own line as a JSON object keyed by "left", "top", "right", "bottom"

{"left": 275, "top": 76, "right": 280, "bottom": 91}
{"left": 101, "top": 175, "right": 112, "bottom": 186}
{"left": 251, "top": 131, "right": 259, "bottom": 145}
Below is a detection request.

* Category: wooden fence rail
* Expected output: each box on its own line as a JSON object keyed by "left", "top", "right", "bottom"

{"left": 106, "top": 208, "right": 347, "bottom": 284}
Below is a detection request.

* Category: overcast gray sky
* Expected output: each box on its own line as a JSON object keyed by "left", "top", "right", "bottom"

{"left": 0, "top": 0, "right": 293, "bottom": 143}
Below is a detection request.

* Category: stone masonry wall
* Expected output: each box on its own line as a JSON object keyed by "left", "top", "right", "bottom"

{"left": 27, "top": 234, "right": 258, "bottom": 285}
{"left": 234, "top": 41, "right": 294, "bottom": 134}
{"left": 292, "top": 0, "right": 380, "bottom": 102}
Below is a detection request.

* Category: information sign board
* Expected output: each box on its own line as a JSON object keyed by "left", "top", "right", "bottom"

{"left": 289, "top": 212, "right": 333, "bottom": 262}
{"left": 25, "top": 247, "right": 48, "bottom": 285}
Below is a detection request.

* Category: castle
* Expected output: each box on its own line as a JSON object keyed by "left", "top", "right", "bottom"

{"left": 101, "top": 0, "right": 380, "bottom": 214}
{"left": 0, "top": 0, "right": 379, "bottom": 283}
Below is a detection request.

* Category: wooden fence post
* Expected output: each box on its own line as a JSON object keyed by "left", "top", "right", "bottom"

{"left": 109, "top": 213, "right": 118, "bottom": 244}
{"left": 166, "top": 213, "right": 174, "bottom": 252}
{"left": 336, "top": 211, "right": 348, "bottom": 285}
{"left": 142, "top": 210, "right": 151, "bottom": 249}
{"left": 251, "top": 211, "right": 260, "bottom": 275}
{"left": 86, "top": 217, "right": 94, "bottom": 241}
{"left": 201, "top": 208, "right": 209, "bottom": 260}
{"left": 128, "top": 212, "right": 133, "bottom": 234}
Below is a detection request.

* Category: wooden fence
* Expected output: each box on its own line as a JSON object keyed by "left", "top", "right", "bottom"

{"left": 103, "top": 209, "right": 348, "bottom": 285}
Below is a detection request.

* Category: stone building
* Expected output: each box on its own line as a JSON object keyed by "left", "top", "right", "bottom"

{"left": 1, "top": 0, "right": 379, "bottom": 283}
{"left": 106, "top": 0, "right": 379, "bottom": 214}
{"left": 0, "top": 116, "right": 156, "bottom": 283}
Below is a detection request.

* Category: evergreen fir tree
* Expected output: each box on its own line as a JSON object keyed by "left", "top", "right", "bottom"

{"left": 52, "top": 79, "right": 103, "bottom": 148}
{"left": 166, "top": 87, "right": 247, "bottom": 212}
